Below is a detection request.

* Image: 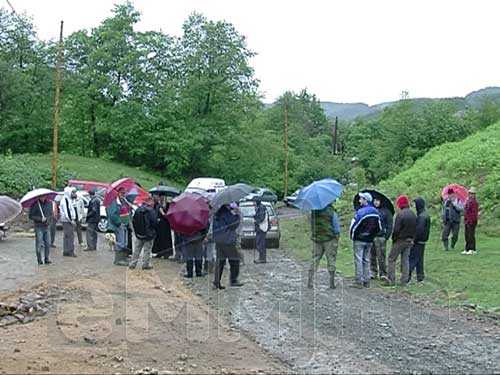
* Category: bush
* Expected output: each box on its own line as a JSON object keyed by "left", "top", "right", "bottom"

{"left": 0, "top": 154, "right": 73, "bottom": 197}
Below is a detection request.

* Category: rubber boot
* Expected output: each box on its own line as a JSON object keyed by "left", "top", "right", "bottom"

{"left": 329, "top": 271, "right": 336, "bottom": 289}
{"left": 443, "top": 239, "right": 449, "bottom": 251}
{"left": 114, "top": 250, "right": 129, "bottom": 266}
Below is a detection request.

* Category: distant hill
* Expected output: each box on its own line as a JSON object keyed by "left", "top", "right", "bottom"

{"left": 315, "top": 87, "right": 500, "bottom": 121}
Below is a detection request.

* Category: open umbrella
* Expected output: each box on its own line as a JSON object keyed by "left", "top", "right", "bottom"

{"left": 20, "top": 188, "right": 57, "bottom": 208}
{"left": 0, "top": 196, "right": 22, "bottom": 223}
{"left": 166, "top": 193, "right": 210, "bottom": 235}
{"left": 441, "top": 184, "right": 468, "bottom": 203}
{"left": 352, "top": 189, "right": 395, "bottom": 215}
{"left": 149, "top": 185, "right": 180, "bottom": 197}
{"left": 294, "top": 178, "right": 344, "bottom": 210}
{"left": 103, "top": 178, "right": 149, "bottom": 207}
{"left": 210, "top": 183, "right": 255, "bottom": 212}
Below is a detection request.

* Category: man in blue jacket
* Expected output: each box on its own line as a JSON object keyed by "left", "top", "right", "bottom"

{"left": 213, "top": 204, "right": 244, "bottom": 289}
{"left": 349, "top": 192, "right": 382, "bottom": 288}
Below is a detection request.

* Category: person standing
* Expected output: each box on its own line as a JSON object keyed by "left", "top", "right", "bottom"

{"left": 107, "top": 187, "right": 130, "bottom": 266}
{"left": 409, "top": 197, "right": 431, "bottom": 284}
{"left": 213, "top": 204, "right": 244, "bottom": 289}
{"left": 384, "top": 195, "right": 417, "bottom": 287}
{"left": 72, "top": 190, "right": 86, "bottom": 247}
{"left": 463, "top": 187, "right": 479, "bottom": 255}
{"left": 308, "top": 204, "right": 340, "bottom": 289}
{"left": 152, "top": 194, "right": 174, "bottom": 259}
{"left": 84, "top": 189, "right": 101, "bottom": 251}
{"left": 49, "top": 200, "right": 59, "bottom": 248}
{"left": 253, "top": 198, "right": 269, "bottom": 264}
{"left": 59, "top": 186, "right": 77, "bottom": 257}
{"left": 370, "top": 198, "right": 393, "bottom": 280}
{"left": 349, "top": 192, "right": 382, "bottom": 288}
{"left": 29, "top": 195, "right": 53, "bottom": 265}
{"left": 441, "top": 188, "right": 464, "bottom": 251}
{"left": 129, "top": 197, "right": 157, "bottom": 270}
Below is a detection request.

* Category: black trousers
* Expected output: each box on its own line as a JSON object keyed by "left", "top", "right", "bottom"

{"left": 465, "top": 223, "right": 477, "bottom": 251}
{"left": 214, "top": 243, "right": 240, "bottom": 286}
{"left": 409, "top": 243, "right": 426, "bottom": 282}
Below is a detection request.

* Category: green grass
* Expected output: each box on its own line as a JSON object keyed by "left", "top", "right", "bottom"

{"left": 36, "top": 153, "right": 180, "bottom": 190}
{"left": 281, "top": 215, "right": 500, "bottom": 312}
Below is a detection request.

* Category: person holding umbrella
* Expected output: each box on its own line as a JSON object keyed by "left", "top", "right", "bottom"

{"left": 213, "top": 204, "right": 244, "bottom": 289}
{"left": 371, "top": 197, "right": 393, "bottom": 280}
{"left": 441, "top": 188, "right": 464, "bottom": 251}
{"left": 29, "top": 195, "right": 54, "bottom": 265}
{"left": 349, "top": 192, "right": 382, "bottom": 288}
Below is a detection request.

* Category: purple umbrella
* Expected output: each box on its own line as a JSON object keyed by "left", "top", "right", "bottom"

{"left": 20, "top": 188, "right": 57, "bottom": 208}
{"left": 0, "top": 196, "right": 22, "bottom": 223}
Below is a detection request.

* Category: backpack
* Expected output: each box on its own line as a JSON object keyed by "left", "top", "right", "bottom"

{"left": 132, "top": 206, "right": 149, "bottom": 239}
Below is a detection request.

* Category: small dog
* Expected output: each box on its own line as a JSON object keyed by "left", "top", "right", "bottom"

{"left": 104, "top": 233, "right": 116, "bottom": 252}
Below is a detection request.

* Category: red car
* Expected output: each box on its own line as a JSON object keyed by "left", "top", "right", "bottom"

{"left": 68, "top": 180, "right": 109, "bottom": 198}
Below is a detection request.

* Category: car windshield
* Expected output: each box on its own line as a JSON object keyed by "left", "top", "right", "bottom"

{"left": 239, "top": 204, "right": 275, "bottom": 217}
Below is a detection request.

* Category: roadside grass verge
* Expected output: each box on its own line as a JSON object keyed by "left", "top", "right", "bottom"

{"left": 280, "top": 213, "right": 500, "bottom": 314}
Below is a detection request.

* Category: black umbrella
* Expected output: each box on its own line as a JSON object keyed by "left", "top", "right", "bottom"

{"left": 352, "top": 189, "right": 395, "bottom": 215}
{"left": 149, "top": 185, "right": 180, "bottom": 197}
{"left": 210, "top": 183, "right": 255, "bottom": 212}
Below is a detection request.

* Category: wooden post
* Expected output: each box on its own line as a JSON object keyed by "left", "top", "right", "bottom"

{"left": 51, "top": 21, "right": 64, "bottom": 190}
{"left": 332, "top": 116, "right": 338, "bottom": 154}
{"left": 283, "top": 100, "right": 289, "bottom": 197}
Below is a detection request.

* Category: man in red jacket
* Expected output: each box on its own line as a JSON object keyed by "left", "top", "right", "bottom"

{"left": 463, "top": 187, "right": 479, "bottom": 255}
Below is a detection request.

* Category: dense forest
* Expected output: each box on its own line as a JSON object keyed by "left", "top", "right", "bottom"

{"left": 2, "top": 4, "right": 500, "bottom": 195}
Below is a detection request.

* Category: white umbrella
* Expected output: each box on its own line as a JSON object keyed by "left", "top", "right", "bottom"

{"left": 0, "top": 196, "right": 22, "bottom": 223}
{"left": 20, "top": 188, "right": 57, "bottom": 208}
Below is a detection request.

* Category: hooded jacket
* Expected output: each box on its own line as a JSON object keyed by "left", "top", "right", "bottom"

{"left": 349, "top": 204, "right": 382, "bottom": 243}
{"left": 414, "top": 197, "right": 431, "bottom": 244}
{"left": 59, "top": 187, "right": 76, "bottom": 223}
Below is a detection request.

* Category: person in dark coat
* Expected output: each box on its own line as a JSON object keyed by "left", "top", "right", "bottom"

{"left": 409, "top": 197, "right": 431, "bottom": 283}
{"left": 253, "top": 198, "right": 268, "bottom": 263}
{"left": 84, "top": 188, "right": 101, "bottom": 251}
{"left": 152, "top": 194, "right": 174, "bottom": 259}
{"left": 463, "top": 187, "right": 479, "bottom": 254}
{"left": 384, "top": 195, "right": 417, "bottom": 286}
{"left": 370, "top": 198, "right": 393, "bottom": 279}
{"left": 129, "top": 197, "right": 157, "bottom": 270}
{"left": 441, "top": 188, "right": 464, "bottom": 251}
{"left": 29, "top": 196, "right": 53, "bottom": 265}
{"left": 213, "top": 205, "right": 244, "bottom": 289}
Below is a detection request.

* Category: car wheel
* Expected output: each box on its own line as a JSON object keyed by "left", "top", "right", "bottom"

{"left": 98, "top": 217, "right": 108, "bottom": 233}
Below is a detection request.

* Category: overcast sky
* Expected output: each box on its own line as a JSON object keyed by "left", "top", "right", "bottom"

{"left": 6, "top": 0, "right": 500, "bottom": 105}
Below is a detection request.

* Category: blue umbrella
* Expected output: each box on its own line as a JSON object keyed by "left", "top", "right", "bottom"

{"left": 294, "top": 178, "right": 344, "bottom": 210}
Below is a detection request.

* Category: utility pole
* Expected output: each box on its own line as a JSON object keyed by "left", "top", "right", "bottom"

{"left": 51, "top": 21, "right": 64, "bottom": 190}
{"left": 283, "top": 99, "right": 289, "bottom": 198}
{"left": 332, "top": 116, "right": 338, "bottom": 154}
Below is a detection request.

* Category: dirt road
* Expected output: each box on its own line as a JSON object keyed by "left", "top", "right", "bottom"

{"left": 1, "top": 223, "right": 499, "bottom": 374}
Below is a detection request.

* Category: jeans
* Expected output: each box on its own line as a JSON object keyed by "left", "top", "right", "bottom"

{"left": 115, "top": 224, "right": 128, "bottom": 252}
{"left": 353, "top": 241, "right": 372, "bottom": 283}
{"left": 35, "top": 226, "right": 50, "bottom": 263}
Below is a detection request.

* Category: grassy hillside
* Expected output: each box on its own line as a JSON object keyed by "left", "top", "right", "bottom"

{"left": 0, "top": 153, "right": 177, "bottom": 196}
{"left": 378, "top": 121, "right": 500, "bottom": 232}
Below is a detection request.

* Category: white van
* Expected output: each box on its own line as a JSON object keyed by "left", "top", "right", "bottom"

{"left": 185, "top": 178, "right": 227, "bottom": 193}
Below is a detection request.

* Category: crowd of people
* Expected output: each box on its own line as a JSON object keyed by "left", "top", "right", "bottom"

{"left": 28, "top": 183, "right": 480, "bottom": 291}
{"left": 308, "top": 186, "right": 480, "bottom": 289}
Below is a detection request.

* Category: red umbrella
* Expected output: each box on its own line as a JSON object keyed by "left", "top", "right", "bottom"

{"left": 166, "top": 193, "right": 209, "bottom": 235}
{"left": 441, "top": 184, "right": 468, "bottom": 203}
{"left": 103, "top": 178, "right": 149, "bottom": 207}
